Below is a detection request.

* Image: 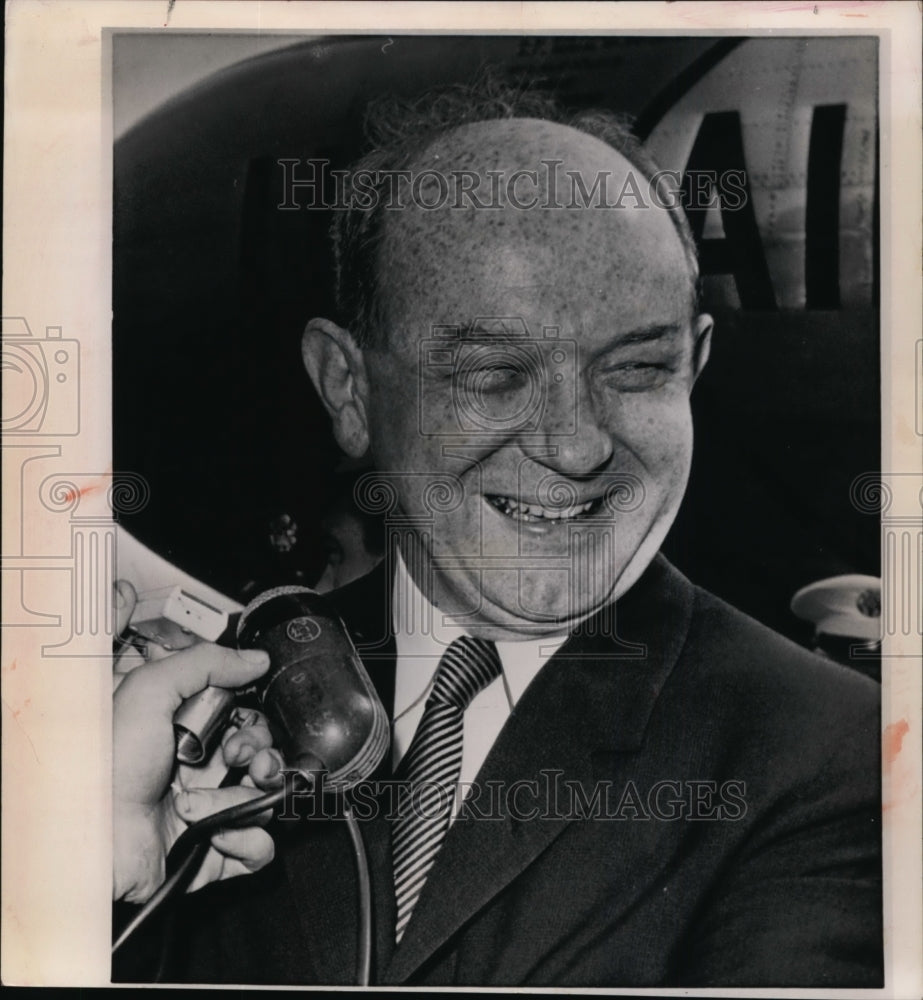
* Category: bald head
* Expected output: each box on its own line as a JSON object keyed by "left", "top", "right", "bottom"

{"left": 329, "top": 86, "right": 699, "bottom": 349}
{"left": 377, "top": 117, "right": 696, "bottom": 347}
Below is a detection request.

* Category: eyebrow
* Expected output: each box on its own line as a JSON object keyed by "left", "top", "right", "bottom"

{"left": 450, "top": 320, "right": 687, "bottom": 345}
{"left": 612, "top": 323, "right": 686, "bottom": 346}
{"left": 459, "top": 319, "right": 527, "bottom": 339}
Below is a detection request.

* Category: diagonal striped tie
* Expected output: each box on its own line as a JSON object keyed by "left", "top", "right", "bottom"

{"left": 391, "top": 635, "right": 502, "bottom": 944}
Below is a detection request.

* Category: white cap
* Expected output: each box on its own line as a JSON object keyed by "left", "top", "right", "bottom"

{"left": 790, "top": 575, "right": 882, "bottom": 640}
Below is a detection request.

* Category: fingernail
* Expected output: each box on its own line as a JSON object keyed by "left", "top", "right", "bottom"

{"left": 232, "top": 708, "right": 259, "bottom": 729}
{"left": 239, "top": 648, "right": 270, "bottom": 665}
{"left": 113, "top": 585, "right": 125, "bottom": 610}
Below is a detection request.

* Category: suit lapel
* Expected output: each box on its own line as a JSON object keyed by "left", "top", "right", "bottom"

{"left": 383, "top": 555, "right": 696, "bottom": 983}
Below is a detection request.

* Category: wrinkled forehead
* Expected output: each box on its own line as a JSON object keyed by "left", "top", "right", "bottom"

{"left": 378, "top": 118, "right": 694, "bottom": 333}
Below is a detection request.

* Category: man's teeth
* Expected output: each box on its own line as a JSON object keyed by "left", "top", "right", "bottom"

{"left": 489, "top": 495, "right": 597, "bottom": 522}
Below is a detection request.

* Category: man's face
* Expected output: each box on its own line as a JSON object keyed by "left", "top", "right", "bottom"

{"left": 354, "top": 119, "right": 709, "bottom": 638}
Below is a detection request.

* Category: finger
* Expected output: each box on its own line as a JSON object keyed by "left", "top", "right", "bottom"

{"left": 163, "top": 644, "right": 270, "bottom": 701}
{"left": 113, "top": 581, "right": 144, "bottom": 674}
{"left": 222, "top": 713, "right": 274, "bottom": 768}
{"left": 116, "top": 643, "right": 270, "bottom": 720}
{"left": 145, "top": 641, "right": 178, "bottom": 662}
{"left": 209, "top": 826, "right": 276, "bottom": 871}
{"left": 248, "top": 747, "right": 287, "bottom": 790}
{"left": 114, "top": 579, "right": 137, "bottom": 637}
{"left": 186, "top": 837, "right": 275, "bottom": 893}
{"left": 173, "top": 783, "right": 277, "bottom": 828}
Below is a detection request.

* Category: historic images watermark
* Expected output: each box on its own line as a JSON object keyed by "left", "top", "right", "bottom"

{"left": 1, "top": 315, "right": 151, "bottom": 654}
{"left": 277, "top": 769, "right": 748, "bottom": 823}
{"left": 278, "top": 158, "right": 748, "bottom": 213}
{"left": 2, "top": 316, "right": 80, "bottom": 436}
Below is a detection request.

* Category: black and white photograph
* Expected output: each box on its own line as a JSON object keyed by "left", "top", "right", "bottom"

{"left": 2, "top": 2, "right": 921, "bottom": 992}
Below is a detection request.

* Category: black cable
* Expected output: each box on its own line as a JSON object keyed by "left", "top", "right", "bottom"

{"left": 111, "top": 778, "right": 291, "bottom": 955}
{"left": 343, "top": 801, "right": 373, "bottom": 986}
{"left": 112, "top": 773, "right": 375, "bottom": 986}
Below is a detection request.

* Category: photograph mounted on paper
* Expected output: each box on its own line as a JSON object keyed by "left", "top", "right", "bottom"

{"left": 108, "top": 31, "right": 886, "bottom": 988}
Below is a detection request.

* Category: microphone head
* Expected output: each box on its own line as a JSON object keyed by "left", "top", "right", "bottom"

{"left": 236, "top": 584, "right": 320, "bottom": 634}
{"left": 238, "top": 586, "right": 389, "bottom": 790}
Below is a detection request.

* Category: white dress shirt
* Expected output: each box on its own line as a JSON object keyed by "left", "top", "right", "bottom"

{"left": 391, "top": 552, "right": 568, "bottom": 819}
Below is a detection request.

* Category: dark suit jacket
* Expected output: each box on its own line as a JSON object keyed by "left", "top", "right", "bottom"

{"left": 114, "top": 555, "right": 882, "bottom": 987}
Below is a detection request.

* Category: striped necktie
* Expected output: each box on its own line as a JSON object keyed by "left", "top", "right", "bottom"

{"left": 391, "top": 635, "right": 502, "bottom": 944}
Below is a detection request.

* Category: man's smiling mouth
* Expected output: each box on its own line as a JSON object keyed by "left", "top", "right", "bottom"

{"left": 485, "top": 494, "right": 603, "bottom": 523}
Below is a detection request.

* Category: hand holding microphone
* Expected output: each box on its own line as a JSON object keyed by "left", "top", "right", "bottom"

{"left": 113, "top": 584, "right": 389, "bottom": 902}
{"left": 113, "top": 583, "right": 388, "bottom": 982}
{"left": 113, "top": 583, "right": 281, "bottom": 904}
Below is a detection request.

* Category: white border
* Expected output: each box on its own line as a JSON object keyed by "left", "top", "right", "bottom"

{"left": 3, "top": 2, "right": 921, "bottom": 993}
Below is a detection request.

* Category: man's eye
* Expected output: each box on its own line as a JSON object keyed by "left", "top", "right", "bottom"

{"left": 462, "top": 365, "right": 529, "bottom": 392}
{"left": 600, "top": 362, "right": 672, "bottom": 391}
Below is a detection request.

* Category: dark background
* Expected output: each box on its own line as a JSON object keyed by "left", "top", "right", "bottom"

{"left": 113, "top": 34, "right": 880, "bottom": 645}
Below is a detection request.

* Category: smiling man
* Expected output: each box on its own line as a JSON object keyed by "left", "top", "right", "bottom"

{"left": 113, "top": 82, "right": 882, "bottom": 987}
{"left": 305, "top": 112, "right": 712, "bottom": 638}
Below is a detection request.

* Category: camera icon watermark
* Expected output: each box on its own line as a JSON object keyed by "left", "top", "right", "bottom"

{"left": 1, "top": 317, "right": 80, "bottom": 436}
{"left": 418, "top": 317, "right": 576, "bottom": 438}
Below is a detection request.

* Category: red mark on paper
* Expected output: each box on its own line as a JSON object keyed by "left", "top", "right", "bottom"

{"left": 883, "top": 718, "right": 909, "bottom": 765}
{"left": 12, "top": 697, "right": 33, "bottom": 718}
{"left": 62, "top": 483, "right": 99, "bottom": 504}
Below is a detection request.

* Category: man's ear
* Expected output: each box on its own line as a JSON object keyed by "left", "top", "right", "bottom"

{"left": 691, "top": 313, "right": 713, "bottom": 384}
{"left": 301, "top": 317, "right": 370, "bottom": 458}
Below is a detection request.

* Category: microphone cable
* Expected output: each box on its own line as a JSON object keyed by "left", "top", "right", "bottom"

{"left": 111, "top": 770, "right": 288, "bottom": 955}
{"left": 112, "top": 772, "right": 374, "bottom": 986}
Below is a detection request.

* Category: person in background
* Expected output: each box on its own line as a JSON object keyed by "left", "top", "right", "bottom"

{"left": 314, "top": 470, "right": 386, "bottom": 594}
{"left": 791, "top": 574, "right": 882, "bottom": 682}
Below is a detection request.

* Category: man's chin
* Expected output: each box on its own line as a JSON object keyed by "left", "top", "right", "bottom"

{"left": 468, "top": 572, "right": 622, "bottom": 639}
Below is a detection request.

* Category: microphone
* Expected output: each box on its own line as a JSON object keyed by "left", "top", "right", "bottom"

{"left": 114, "top": 585, "right": 388, "bottom": 969}
{"left": 236, "top": 585, "right": 390, "bottom": 789}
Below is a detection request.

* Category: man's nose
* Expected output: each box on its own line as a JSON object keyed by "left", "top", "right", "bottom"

{"left": 521, "top": 376, "right": 613, "bottom": 476}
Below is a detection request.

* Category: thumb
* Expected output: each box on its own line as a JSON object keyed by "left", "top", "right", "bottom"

{"left": 168, "top": 644, "right": 271, "bottom": 701}
{"left": 114, "top": 579, "right": 137, "bottom": 638}
{"left": 115, "top": 643, "right": 271, "bottom": 721}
